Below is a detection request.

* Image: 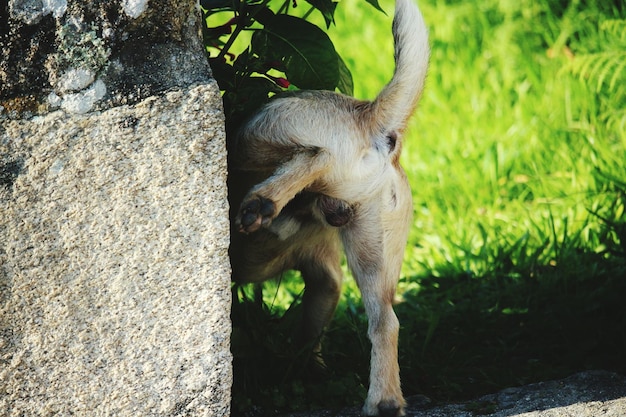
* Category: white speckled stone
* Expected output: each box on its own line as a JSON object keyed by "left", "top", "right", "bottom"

{"left": 60, "top": 79, "right": 107, "bottom": 114}
{"left": 55, "top": 67, "right": 96, "bottom": 93}
{"left": 0, "top": 82, "right": 231, "bottom": 417}
{"left": 122, "top": 0, "right": 149, "bottom": 18}
{"left": 43, "top": 0, "right": 67, "bottom": 18}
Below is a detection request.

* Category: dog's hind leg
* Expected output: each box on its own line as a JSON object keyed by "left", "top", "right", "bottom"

{"left": 298, "top": 233, "right": 344, "bottom": 361}
{"left": 236, "top": 146, "right": 332, "bottom": 233}
{"left": 341, "top": 197, "right": 410, "bottom": 417}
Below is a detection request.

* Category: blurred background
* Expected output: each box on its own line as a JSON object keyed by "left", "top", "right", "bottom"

{"left": 229, "top": 0, "right": 626, "bottom": 414}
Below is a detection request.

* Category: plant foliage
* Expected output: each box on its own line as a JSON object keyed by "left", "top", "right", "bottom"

{"left": 563, "top": 15, "right": 626, "bottom": 132}
{"left": 566, "top": 19, "right": 626, "bottom": 92}
{"left": 201, "top": 0, "right": 360, "bottom": 132}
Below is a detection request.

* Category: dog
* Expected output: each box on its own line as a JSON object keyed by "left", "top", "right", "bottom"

{"left": 228, "top": 0, "right": 429, "bottom": 415}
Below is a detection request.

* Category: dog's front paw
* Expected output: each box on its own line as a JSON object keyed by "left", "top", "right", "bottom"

{"left": 237, "top": 195, "right": 276, "bottom": 233}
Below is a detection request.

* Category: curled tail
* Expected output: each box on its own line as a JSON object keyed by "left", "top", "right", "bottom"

{"left": 372, "top": 0, "right": 430, "bottom": 132}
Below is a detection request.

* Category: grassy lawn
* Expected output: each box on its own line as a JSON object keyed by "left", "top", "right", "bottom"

{"left": 230, "top": 0, "right": 626, "bottom": 414}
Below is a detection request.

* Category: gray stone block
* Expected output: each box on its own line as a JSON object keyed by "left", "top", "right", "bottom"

{"left": 0, "top": 82, "right": 231, "bottom": 416}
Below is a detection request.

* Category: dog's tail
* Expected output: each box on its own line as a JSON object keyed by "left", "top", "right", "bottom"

{"left": 372, "top": 0, "right": 429, "bottom": 132}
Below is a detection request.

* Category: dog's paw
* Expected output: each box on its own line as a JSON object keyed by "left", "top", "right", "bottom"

{"left": 317, "top": 195, "right": 354, "bottom": 227}
{"left": 362, "top": 398, "right": 405, "bottom": 417}
{"left": 237, "top": 195, "right": 276, "bottom": 233}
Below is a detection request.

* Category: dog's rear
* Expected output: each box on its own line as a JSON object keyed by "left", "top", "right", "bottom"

{"left": 229, "top": 0, "right": 429, "bottom": 415}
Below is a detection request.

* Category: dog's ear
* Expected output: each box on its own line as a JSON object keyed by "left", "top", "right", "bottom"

{"left": 372, "top": 0, "right": 430, "bottom": 133}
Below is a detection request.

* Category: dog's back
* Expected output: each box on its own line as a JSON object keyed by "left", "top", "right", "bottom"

{"left": 231, "top": 0, "right": 429, "bottom": 206}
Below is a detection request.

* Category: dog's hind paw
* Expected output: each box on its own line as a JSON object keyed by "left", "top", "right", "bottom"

{"left": 237, "top": 195, "right": 276, "bottom": 233}
{"left": 317, "top": 195, "right": 354, "bottom": 227}
{"left": 362, "top": 399, "right": 405, "bottom": 417}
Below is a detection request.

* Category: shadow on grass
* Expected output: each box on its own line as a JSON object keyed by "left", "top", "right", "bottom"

{"left": 395, "top": 256, "right": 626, "bottom": 403}
{"left": 231, "top": 249, "right": 626, "bottom": 416}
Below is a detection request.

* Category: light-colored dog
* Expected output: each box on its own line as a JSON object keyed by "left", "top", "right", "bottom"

{"left": 228, "top": 0, "right": 429, "bottom": 415}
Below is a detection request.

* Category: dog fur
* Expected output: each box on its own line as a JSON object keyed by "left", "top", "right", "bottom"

{"left": 228, "top": 0, "right": 429, "bottom": 415}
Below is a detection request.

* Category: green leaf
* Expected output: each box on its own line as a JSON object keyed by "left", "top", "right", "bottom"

{"left": 200, "top": 0, "right": 237, "bottom": 12}
{"left": 252, "top": 14, "right": 340, "bottom": 91}
{"left": 336, "top": 54, "right": 354, "bottom": 96}
{"left": 232, "top": 49, "right": 266, "bottom": 76}
{"left": 363, "top": 0, "right": 386, "bottom": 15}
{"left": 303, "top": 0, "right": 338, "bottom": 28}
{"left": 209, "top": 57, "right": 236, "bottom": 90}
{"left": 223, "top": 76, "right": 281, "bottom": 131}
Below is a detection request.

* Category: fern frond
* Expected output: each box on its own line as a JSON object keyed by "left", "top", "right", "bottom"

{"left": 609, "top": 58, "right": 626, "bottom": 91}
{"left": 567, "top": 51, "right": 626, "bottom": 92}
{"left": 603, "top": 107, "right": 626, "bottom": 133}
{"left": 600, "top": 19, "right": 626, "bottom": 41}
{"left": 563, "top": 16, "right": 626, "bottom": 93}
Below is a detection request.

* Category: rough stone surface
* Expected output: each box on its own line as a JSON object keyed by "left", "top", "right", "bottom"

{"left": 1, "top": 0, "right": 211, "bottom": 115}
{"left": 0, "top": 82, "right": 231, "bottom": 416}
{"left": 282, "top": 371, "right": 626, "bottom": 417}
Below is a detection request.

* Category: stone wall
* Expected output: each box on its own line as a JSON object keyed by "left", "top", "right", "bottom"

{"left": 1, "top": 1, "right": 231, "bottom": 416}
{"left": 1, "top": 0, "right": 210, "bottom": 113}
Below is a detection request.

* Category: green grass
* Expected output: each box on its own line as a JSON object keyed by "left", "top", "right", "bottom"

{"left": 230, "top": 0, "right": 626, "bottom": 414}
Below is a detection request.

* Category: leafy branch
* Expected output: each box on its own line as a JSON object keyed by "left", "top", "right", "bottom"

{"left": 201, "top": 0, "right": 381, "bottom": 132}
